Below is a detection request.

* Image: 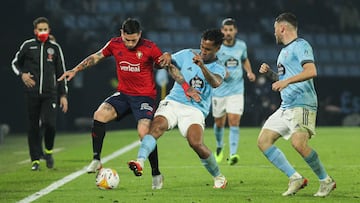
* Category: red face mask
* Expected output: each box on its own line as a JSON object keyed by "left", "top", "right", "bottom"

{"left": 36, "top": 32, "right": 49, "bottom": 42}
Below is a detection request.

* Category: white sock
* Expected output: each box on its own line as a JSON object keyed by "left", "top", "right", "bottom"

{"left": 137, "top": 158, "right": 145, "bottom": 168}
{"left": 290, "top": 172, "right": 302, "bottom": 179}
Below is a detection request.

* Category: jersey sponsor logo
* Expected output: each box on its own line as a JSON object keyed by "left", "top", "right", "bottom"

{"left": 140, "top": 103, "right": 153, "bottom": 112}
{"left": 225, "top": 57, "right": 239, "bottom": 69}
{"left": 30, "top": 46, "right": 38, "bottom": 49}
{"left": 47, "top": 48, "right": 55, "bottom": 62}
{"left": 119, "top": 61, "right": 140, "bottom": 72}
{"left": 136, "top": 51, "right": 143, "bottom": 59}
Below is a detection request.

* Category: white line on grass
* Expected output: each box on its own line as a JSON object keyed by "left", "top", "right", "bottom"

{"left": 17, "top": 140, "right": 140, "bottom": 203}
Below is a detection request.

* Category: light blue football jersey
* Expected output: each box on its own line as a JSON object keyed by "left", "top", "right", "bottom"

{"left": 277, "top": 38, "right": 317, "bottom": 111}
{"left": 213, "top": 39, "right": 248, "bottom": 96}
{"left": 166, "top": 49, "right": 226, "bottom": 116}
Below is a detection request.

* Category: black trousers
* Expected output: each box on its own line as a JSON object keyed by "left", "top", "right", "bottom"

{"left": 25, "top": 94, "right": 57, "bottom": 162}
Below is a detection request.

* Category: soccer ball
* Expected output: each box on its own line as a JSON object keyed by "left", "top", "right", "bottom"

{"left": 95, "top": 168, "right": 120, "bottom": 190}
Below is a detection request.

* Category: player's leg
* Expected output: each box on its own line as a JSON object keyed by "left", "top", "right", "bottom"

{"left": 87, "top": 102, "right": 117, "bottom": 173}
{"left": 258, "top": 109, "right": 307, "bottom": 196}
{"left": 132, "top": 96, "right": 161, "bottom": 177}
{"left": 290, "top": 108, "right": 336, "bottom": 197}
{"left": 226, "top": 94, "right": 243, "bottom": 165}
{"left": 40, "top": 95, "right": 57, "bottom": 169}
{"left": 212, "top": 96, "right": 226, "bottom": 162}
{"left": 137, "top": 118, "right": 163, "bottom": 189}
{"left": 213, "top": 116, "right": 226, "bottom": 162}
{"left": 26, "top": 95, "right": 42, "bottom": 170}
{"left": 186, "top": 124, "right": 227, "bottom": 189}
{"left": 129, "top": 115, "right": 168, "bottom": 176}
{"left": 129, "top": 99, "right": 173, "bottom": 178}
{"left": 227, "top": 113, "right": 240, "bottom": 165}
{"left": 181, "top": 106, "right": 227, "bottom": 189}
{"left": 87, "top": 93, "right": 128, "bottom": 173}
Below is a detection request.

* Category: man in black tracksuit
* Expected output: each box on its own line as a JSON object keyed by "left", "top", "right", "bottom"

{"left": 11, "top": 17, "right": 68, "bottom": 171}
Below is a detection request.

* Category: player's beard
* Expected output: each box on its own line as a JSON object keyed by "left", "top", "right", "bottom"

{"left": 275, "top": 35, "right": 282, "bottom": 45}
{"left": 224, "top": 35, "right": 233, "bottom": 42}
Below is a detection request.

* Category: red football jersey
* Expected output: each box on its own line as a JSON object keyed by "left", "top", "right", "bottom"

{"left": 101, "top": 37, "right": 163, "bottom": 98}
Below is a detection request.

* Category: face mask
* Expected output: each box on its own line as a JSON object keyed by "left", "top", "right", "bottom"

{"left": 36, "top": 31, "right": 49, "bottom": 42}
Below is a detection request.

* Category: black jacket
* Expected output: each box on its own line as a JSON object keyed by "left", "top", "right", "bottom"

{"left": 11, "top": 38, "right": 68, "bottom": 97}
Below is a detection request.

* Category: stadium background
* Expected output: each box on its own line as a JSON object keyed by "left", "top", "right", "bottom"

{"left": 0, "top": 0, "right": 359, "bottom": 133}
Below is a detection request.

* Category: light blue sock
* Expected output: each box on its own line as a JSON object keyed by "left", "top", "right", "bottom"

{"left": 201, "top": 153, "right": 220, "bottom": 177}
{"left": 229, "top": 126, "right": 239, "bottom": 155}
{"left": 214, "top": 124, "right": 224, "bottom": 149}
{"left": 137, "top": 135, "right": 156, "bottom": 160}
{"left": 304, "top": 150, "right": 327, "bottom": 180}
{"left": 264, "top": 145, "right": 296, "bottom": 177}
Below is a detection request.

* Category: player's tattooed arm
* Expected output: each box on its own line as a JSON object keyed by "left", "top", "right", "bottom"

{"left": 73, "top": 51, "right": 105, "bottom": 72}
{"left": 166, "top": 64, "right": 201, "bottom": 102}
{"left": 58, "top": 51, "right": 105, "bottom": 82}
{"left": 166, "top": 64, "right": 185, "bottom": 85}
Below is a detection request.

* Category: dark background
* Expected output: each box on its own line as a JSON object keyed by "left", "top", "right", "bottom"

{"left": 1, "top": 0, "right": 359, "bottom": 133}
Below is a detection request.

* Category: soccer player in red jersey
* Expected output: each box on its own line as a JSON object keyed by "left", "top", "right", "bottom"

{"left": 58, "top": 18, "right": 171, "bottom": 189}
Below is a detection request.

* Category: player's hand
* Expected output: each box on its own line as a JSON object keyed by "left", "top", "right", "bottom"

{"left": 22, "top": 72, "right": 35, "bottom": 88}
{"left": 259, "top": 63, "right": 270, "bottom": 74}
{"left": 185, "top": 87, "right": 201, "bottom": 102}
{"left": 58, "top": 70, "right": 76, "bottom": 81}
{"left": 60, "top": 96, "right": 68, "bottom": 113}
{"left": 191, "top": 50, "right": 204, "bottom": 67}
{"left": 158, "top": 52, "right": 172, "bottom": 67}
{"left": 247, "top": 72, "right": 256, "bottom": 82}
{"left": 272, "top": 80, "right": 288, "bottom": 92}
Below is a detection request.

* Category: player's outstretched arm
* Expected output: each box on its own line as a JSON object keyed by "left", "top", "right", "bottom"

{"left": 58, "top": 51, "right": 105, "bottom": 81}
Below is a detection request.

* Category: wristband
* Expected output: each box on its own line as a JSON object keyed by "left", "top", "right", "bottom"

{"left": 181, "top": 82, "right": 190, "bottom": 93}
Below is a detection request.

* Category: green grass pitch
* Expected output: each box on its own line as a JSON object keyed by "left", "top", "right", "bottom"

{"left": 0, "top": 127, "right": 359, "bottom": 202}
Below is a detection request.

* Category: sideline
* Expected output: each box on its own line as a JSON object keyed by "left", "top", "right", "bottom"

{"left": 18, "top": 140, "right": 140, "bottom": 203}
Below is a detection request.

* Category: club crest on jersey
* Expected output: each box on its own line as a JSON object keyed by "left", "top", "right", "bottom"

{"left": 190, "top": 75, "right": 204, "bottom": 91}
{"left": 47, "top": 48, "right": 55, "bottom": 62}
{"left": 136, "top": 51, "right": 143, "bottom": 59}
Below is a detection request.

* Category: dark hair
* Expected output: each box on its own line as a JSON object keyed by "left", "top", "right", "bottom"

{"left": 122, "top": 18, "right": 141, "bottom": 34}
{"left": 33, "top": 17, "right": 49, "bottom": 28}
{"left": 202, "top": 29, "right": 224, "bottom": 47}
{"left": 222, "top": 18, "right": 237, "bottom": 28}
{"left": 275, "top": 12, "right": 297, "bottom": 28}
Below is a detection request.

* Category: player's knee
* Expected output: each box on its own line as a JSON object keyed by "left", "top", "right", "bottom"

{"left": 257, "top": 134, "right": 271, "bottom": 152}
{"left": 93, "top": 109, "right": 113, "bottom": 122}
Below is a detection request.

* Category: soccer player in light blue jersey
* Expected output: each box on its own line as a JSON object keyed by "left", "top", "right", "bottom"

{"left": 212, "top": 18, "right": 256, "bottom": 165}
{"left": 128, "top": 29, "right": 228, "bottom": 189}
{"left": 257, "top": 12, "right": 336, "bottom": 197}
